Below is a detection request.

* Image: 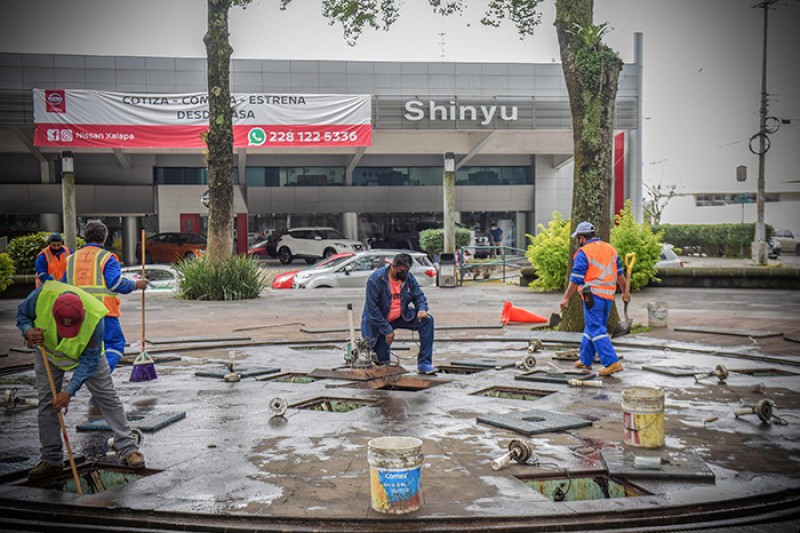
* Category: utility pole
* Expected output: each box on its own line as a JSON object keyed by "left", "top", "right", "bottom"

{"left": 61, "top": 151, "right": 77, "bottom": 252}
{"left": 442, "top": 152, "right": 456, "bottom": 255}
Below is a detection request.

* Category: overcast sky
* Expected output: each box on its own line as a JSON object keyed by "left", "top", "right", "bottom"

{"left": 1, "top": 0, "right": 798, "bottom": 230}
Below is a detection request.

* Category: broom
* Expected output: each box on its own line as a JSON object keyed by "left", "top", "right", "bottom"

{"left": 130, "top": 229, "right": 157, "bottom": 382}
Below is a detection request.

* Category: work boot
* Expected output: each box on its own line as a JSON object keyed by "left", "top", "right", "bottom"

{"left": 28, "top": 460, "right": 62, "bottom": 480}
{"left": 123, "top": 451, "right": 146, "bottom": 469}
{"left": 417, "top": 364, "right": 438, "bottom": 375}
{"left": 600, "top": 361, "right": 624, "bottom": 376}
{"left": 574, "top": 361, "right": 592, "bottom": 370}
{"left": 88, "top": 397, "right": 102, "bottom": 419}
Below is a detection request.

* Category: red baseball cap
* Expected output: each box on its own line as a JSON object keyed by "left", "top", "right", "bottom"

{"left": 52, "top": 293, "right": 85, "bottom": 338}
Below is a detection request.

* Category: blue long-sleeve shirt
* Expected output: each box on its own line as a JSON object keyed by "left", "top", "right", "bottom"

{"left": 63, "top": 243, "right": 137, "bottom": 295}
{"left": 35, "top": 246, "right": 71, "bottom": 285}
{"left": 361, "top": 265, "right": 429, "bottom": 339}
{"left": 569, "top": 238, "right": 624, "bottom": 286}
{"left": 16, "top": 286, "right": 104, "bottom": 397}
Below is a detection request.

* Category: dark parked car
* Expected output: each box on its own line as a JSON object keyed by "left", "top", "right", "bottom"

{"left": 373, "top": 221, "right": 491, "bottom": 258}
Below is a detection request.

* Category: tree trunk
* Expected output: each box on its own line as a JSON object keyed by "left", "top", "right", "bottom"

{"left": 204, "top": 0, "right": 235, "bottom": 262}
{"left": 554, "top": 0, "right": 623, "bottom": 333}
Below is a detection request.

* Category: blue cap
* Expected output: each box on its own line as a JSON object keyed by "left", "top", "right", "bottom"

{"left": 47, "top": 233, "right": 64, "bottom": 243}
{"left": 571, "top": 221, "right": 596, "bottom": 238}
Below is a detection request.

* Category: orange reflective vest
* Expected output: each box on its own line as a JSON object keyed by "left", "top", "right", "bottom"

{"left": 65, "top": 246, "right": 121, "bottom": 317}
{"left": 35, "top": 247, "right": 71, "bottom": 288}
{"left": 574, "top": 240, "right": 620, "bottom": 301}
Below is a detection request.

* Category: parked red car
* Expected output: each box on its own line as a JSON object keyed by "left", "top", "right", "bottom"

{"left": 271, "top": 252, "right": 354, "bottom": 289}
{"left": 136, "top": 232, "right": 207, "bottom": 263}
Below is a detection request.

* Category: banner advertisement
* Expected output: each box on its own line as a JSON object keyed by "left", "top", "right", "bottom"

{"left": 33, "top": 89, "right": 372, "bottom": 149}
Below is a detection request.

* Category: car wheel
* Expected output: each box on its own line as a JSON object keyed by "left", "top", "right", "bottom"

{"left": 144, "top": 252, "right": 153, "bottom": 264}
{"left": 278, "top": 247, "right": 293, "bottom": 264}
{"left": 251, "top": 252, "right": 263, "bottom": 259}
{"left": 323, "top": 247, "right": 336, "bottom": 258}
{"left": 305, "top": 257, "right": 318, "bottom": 264}
{"left": 184, "top": 252, "right": 196, "bottom": 261}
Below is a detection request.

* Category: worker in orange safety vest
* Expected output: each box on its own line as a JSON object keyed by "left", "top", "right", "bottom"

{"left": 35, "top": 233, "right": 72, "bottom": 288}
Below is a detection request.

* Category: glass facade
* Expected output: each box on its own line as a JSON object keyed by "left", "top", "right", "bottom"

{"left": 353, "top": 166, "right": 533, "bottom": 186}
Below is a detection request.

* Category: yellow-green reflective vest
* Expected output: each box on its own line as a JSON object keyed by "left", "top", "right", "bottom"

{"left": 34, "top": 280, "right": 108, "bottom": 371}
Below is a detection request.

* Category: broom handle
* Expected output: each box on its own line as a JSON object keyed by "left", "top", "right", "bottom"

{"left": 38, "top": 345, "right": 82, "bottom": 494}
{"left": 141, "top": 229, "right": 145, "bottom": 349}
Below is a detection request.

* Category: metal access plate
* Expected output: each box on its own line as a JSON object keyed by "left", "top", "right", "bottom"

{"left": 449, "top": 358, "right": 517, "bottom": 369}
{"left": 673, "top": 326, "right": 782, "bottom": 338}
{"left": 477, "top": 409, "right": 592, "bottom": 436}
{"left": 601, "top": 448, "right": 715, "bottom": 481}
{"left": 515, "top": 370, "right": 596, "bottom": 384}
{"left": 77, "top": 411, "right": 186, "bottom": 432}
{"left": 641, "top": 365, "right": 709, "bottom": 377}
{"left": 194, "top": 367, "right": 280, "bottom": 379}
{"left": 308, "top": 365, "right": 406, "bottom": 382}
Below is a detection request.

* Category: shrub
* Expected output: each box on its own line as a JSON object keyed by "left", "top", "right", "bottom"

{"left": 175, "top": 255, "right": 267, "bottom": 301}
{"left": 418, "top": 228, "right": 472, "bottom": 256}
{"left": 610, "top": 199, "right": 663, "bottom": 291}
{"left": 525, "top": 212, "right": 570, "bottom": 291}
{"left": 0, "top": 253, "right": 15, "bottom": 293}
{"left": 8, "top": 232, "right": 86, "bottom": 274}
{"left": 652, "top": 223, "right": 773, "bottom": 257}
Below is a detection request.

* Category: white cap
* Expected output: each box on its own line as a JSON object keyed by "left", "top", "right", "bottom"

{"left": 571, "top": 221, "right": 596, "bottom": 238}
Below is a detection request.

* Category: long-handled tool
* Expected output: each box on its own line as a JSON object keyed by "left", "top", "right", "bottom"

{"left": 613, "top": 252, "right": 636, "bottom": 337}
{"left": 38, "top": 345, "right": 82, "bottom": 494}
{"left": 130, "top": 229, "right": 157, "bottom": 382}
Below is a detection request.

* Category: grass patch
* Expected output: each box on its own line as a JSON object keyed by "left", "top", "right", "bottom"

{"left": 630, "top": 323, "right": 652, "bottom": 334}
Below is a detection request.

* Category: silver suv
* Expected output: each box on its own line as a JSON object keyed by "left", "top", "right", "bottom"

{"left": 277, "top": 227, "right": 364, "bottom": 264}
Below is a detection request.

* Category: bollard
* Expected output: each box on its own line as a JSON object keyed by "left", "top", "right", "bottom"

{"left": 694, "top": 365, "right": 728, "bottom": 384}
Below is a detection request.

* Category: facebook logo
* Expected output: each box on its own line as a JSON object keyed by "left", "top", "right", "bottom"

{"left": 47, "top": 129, "right": 60, "bottom": 141}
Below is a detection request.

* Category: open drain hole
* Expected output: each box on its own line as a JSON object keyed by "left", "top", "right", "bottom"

{"left": 261, "top": 373, "right": 324, "bottom": 383}
{"left": 730, "top": 368, "right": 799, "bottom": 377}
{"left": 518, "top": 471, "right": 650, "bottom": 501}
{"left": 436, "top": 365, "right": 487, "bottom": 375}
{"left": 290, "top": 396, "right": 379, "bottom": 412}
{"left": 350, "top": 376, "right": 447, "bottom": 391}
{"left": 472, "top": 386, "right": 554, "bottom": 401}
{"left": 18, "top": 464, "right": 160, "bottom": 494}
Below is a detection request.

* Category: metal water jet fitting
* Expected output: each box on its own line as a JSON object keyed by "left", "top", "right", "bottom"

{"left": 2, "top": 388, "right": 39, "bottom": 410}
{"left": 527, "top": 339, "right": 544, "bottom": 353}
{"left": 568, "top": 379, "right": 604, "bottom": 388}
{"left": 694, "top": 365, "right": 728, "bottom": 384}
{"left": 491, "top": 439, "right": 533, "bottom": 470}
{"left": 734, "top": 399, "right": 776, "bottom": 423}
{"left": 269, "top": 397, "right": 289, "bottom": 417}
{"left": 224, "top": 350, "right": 240, "bottom": 382}
{"left": 515, "top": 354, "right": 537, "bottom": 370}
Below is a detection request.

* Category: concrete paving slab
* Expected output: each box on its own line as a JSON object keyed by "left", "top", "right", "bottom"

{"left": 600, "top": 448, "right": 715, "bottom": 481}
{"left": 449, "top": 357, "right": 517, "bottom": 369}
{"left": 503, "top": 330, "right": 584, "bottom": 343}
{"left": 515, "top": 369, "right": 596, "bottom": 384}
{"left": 477, "top": 409, "right": 593, "bottom": 436}
{"left": 300, "top": 324, "right": 505, "bottom": 334}
{"left": 785, "top": 335, "right": 800, "bottom": 344}
{"left": 117, "top": 354, "right": 182, "bottom": 366}
{"left": 641, "top": 365, "right": 710, "bottom": 377}
{"left": 673, "top": 326, "right": 783, "bottom": 338}
{"left": 194, "top": 366, "right": 280, "bottom": 379}
{"left": 146, "top": 334, "right": 252, "bottom": 344}
{"left": 76, "top": 412, "right": 186, "bottom": 432}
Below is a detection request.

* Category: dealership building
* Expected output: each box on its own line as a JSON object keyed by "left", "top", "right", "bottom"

{"left": 0, "top": 39, "right": 642, "bottom": 263}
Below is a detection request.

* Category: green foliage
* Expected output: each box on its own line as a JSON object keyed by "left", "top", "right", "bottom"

{"left": 525, "top": 212, "right": 570, "bottom": 291}
{"left": 482, "top": 0, "right": 542, "bottom": 35}
{"left": 8, "top": 232, "right": 85, "bottom": 274}
{"left": 418, "top": 228, "right": 472, "bottom": 256}
{"left": 610, "top": 199, "right": 663, "bottom": 291}
{"left": 0, "top": 253, "right": 15, "bottom": 293}
{"left": 651, "top": 223, "right": 773, "bottom": 258}
{"left": 175, "top": 255, "right": 267, "bottom": 301}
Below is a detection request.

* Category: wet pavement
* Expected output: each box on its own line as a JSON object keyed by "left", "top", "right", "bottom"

{"left": 0, "top": 280, "right": 799, "bottom": 530}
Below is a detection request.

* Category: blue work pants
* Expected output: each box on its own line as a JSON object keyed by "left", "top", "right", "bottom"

{"left": 579, "top": 297, "right": 619, "bottom": 367}
{"left": 372, "top": 315, "right": 434, "bottom": 367}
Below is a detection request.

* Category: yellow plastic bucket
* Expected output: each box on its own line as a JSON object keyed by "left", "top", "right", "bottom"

{"left": 368, "top": 436, "right": 423, "bottom": 514}
{"left": 622, "top": 388, "right": 665, "bottom": 448}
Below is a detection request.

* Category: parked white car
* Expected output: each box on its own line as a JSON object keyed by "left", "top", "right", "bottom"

{"left": 120, "top": 264, "right": 180, "bottom": 292}
{"left": 656, "top": 244, "right": 684, "bottom": 269}
{"left": 293, "top": 250, "right": 436, "bottom": 289}
{"left": 774, "top": 229, "right": 799, "bottom": 256}
{"left": 277, "top": 227, "right": 365, "bottom": 264}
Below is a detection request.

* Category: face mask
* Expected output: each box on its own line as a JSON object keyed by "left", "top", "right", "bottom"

{"left": 395, "top": 270, "right": 408, "bottom": 281}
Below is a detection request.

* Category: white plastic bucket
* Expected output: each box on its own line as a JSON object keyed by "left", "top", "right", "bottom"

{"left": 368, "top": 436, "right": 423, "bottom": 514}
{"left": 622, "top": 388, "right": 665, "bottom": 448}
{"left": 647, "top": 301, "right": 669, "bottom": 328}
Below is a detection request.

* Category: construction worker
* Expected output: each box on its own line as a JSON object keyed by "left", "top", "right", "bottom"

{"left": 361, "top": 253, "right": 437, "bottom": 374}
{"left": 560, "top": 221, "right": 628, "bottom": 376}
{"left": 16, "top": 280, "right": 145, "bottom": 479}
{"left": 65, "top": 220, "right": 146, "bottom": 373}
{"left": 35, "top": 233, "right": 71, "bottom": 288}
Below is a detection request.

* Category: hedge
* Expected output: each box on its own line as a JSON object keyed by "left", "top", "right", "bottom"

{"left": 652, "top": 223, "right": 774, "bottom": 258}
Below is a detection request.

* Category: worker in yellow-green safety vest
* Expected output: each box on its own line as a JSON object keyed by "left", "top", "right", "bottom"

{"left": 16, "top": 280, "right": 146, "bottom": 480}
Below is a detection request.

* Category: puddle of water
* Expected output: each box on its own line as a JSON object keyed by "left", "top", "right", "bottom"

{"left": 521, "top": 473, "right": 649, "bottom": 501}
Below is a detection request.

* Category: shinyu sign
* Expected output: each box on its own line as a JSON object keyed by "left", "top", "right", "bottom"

{"left": 404, "top": 99, "right": 519, "bottom": 126}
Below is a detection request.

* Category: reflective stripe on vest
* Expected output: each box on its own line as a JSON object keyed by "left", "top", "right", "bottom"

{"left": 66, "top": 246, "right": 121, "bottom": 317}
{"left": 34, "top": 280, "right": 108, "bottom": 371}
{"left": 35, "top": 247, "right": 70, "bottom": 288}
{"left": 575, "top": 240, "right": 619, "bottom": 300}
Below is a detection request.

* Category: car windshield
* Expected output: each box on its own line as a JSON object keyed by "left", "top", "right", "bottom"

{"left": 182, "top": 233, "right": 207, "bottom": 245}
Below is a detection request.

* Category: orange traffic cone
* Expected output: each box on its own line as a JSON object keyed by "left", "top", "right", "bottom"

{"left": 501, "top": 301, "right": 548, "bottom": 325}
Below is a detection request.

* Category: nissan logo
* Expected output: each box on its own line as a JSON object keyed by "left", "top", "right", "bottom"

{"left": 47, "top": 92, "right": 64, "bottom": 106}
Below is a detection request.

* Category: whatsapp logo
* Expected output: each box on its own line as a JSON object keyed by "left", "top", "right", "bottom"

{"left": 248, "top": 127, "right": 266, "bottom": 146}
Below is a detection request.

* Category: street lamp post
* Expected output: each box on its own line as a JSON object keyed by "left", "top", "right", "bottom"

{"left": 60, "top": 151, "right": 77, "bottom": 252}
{"left": 443, "top": 152, "right": 456, "bottom": 256}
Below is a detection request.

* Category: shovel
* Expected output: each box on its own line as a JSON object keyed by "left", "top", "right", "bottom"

{"left": 613, "top": 252, "right": 636, "bottom": 337}
{"left": 549, "top": 312, "right": 562, "bottom": 329}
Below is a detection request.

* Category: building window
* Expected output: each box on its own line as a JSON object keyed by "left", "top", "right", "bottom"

{"left": 284, "top": 167, "right": 344, "bottom": 186}
{"left": 354, "top": 166, "right": 533, "bottom": 186}
{"left": 155, "top": 167, "right": 240, "bottom": 185}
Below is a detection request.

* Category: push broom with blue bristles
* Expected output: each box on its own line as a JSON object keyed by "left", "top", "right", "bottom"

{"left": 131, "top": 229, "right": 157, "bottom": 382}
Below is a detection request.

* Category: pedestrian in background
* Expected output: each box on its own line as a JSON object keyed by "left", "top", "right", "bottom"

{"left": 35, "top": 233, "right": 71, "bottom": 288}
{"left": 65, "top": 220, "right": 146, "bottom": 373}
{"left": 560, "top": 221, "right": 628, "bottom": 376}
{"left": 489, "top": 222, "right": 503, "bottom": 257}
